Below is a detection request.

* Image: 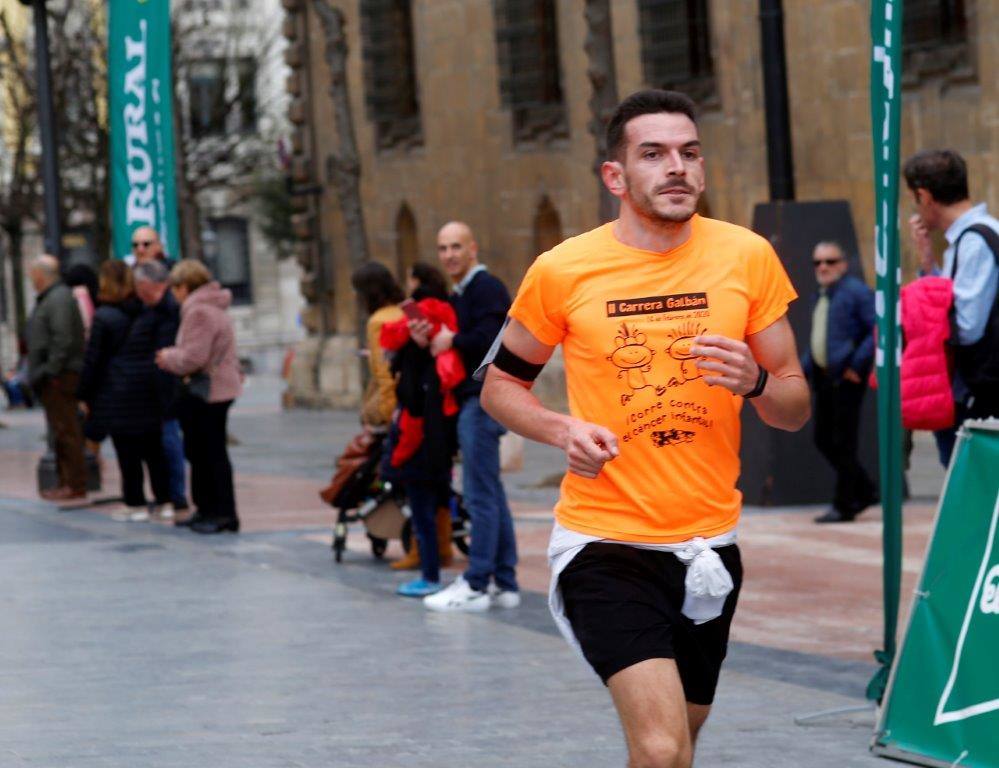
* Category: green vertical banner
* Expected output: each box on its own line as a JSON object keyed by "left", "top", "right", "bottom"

{"left": 109, "top": 0, "right": 180, "bottom": 260}
{"left": 867, "top": 0, "right": 904, "bottom": 702}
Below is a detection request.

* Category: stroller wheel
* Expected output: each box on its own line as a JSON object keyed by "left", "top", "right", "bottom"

{"left": 332, "top": 534, "right": 346, "bottom": 563}
{"left": 368, "top": 535, "right": 388, "bottom": 559}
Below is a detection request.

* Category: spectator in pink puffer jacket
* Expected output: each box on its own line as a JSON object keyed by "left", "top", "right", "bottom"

{"left": 155, "top": 259, "right": 242, "bottom": 535}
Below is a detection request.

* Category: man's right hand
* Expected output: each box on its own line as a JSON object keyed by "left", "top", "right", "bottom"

{"left": 561, "top": 418, "right": 619, "bottom": 479}
{"left": 908, "top": 214, "right": 935, "bottom": 273}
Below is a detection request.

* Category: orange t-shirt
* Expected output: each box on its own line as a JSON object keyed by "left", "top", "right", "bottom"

{"left": 509, "top": 216, "right": 797, "bottom": 543}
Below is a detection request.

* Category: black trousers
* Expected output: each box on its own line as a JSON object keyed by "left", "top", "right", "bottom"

{"left": 812, "top": 369, "right": 877, "bottom": 514}
{"left": 178, "top": 397, "right": 237, "bottom": 522}
{"left": 968, "top": 390, "right": 999, "bottom": 420}
{"left": 111, "top": 429, "right": 170, "bottom": 507}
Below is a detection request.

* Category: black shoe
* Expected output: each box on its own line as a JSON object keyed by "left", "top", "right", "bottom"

{"left": 190, "top": 518, "right": 240, "bottom": 534}
{"left": 174, "top": 513, "right": 202, "bottom": 528}
{"left": 814, "top": 508, "right": 856, "bottom": 524}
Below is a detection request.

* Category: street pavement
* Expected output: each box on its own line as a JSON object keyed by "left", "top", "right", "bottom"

{"left": 0, "top": 376, "right": 946, "bottom": 766}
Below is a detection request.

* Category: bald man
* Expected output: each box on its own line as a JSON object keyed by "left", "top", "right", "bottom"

{"left": 27, "top": 255, "right": 87, "bottom": 500}
{"left": 422, "top": 222, "right": 520, "bottom": 612}
{"left": 130, "top": 227, "right": 173, "bottom": 267}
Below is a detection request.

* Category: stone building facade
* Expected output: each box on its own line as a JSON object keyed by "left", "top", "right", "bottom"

{"left": 174, "top": 0, "right": 305, "bottom": 374}
{"left": 281, "top": 0, "right": 996, "bottom": 407}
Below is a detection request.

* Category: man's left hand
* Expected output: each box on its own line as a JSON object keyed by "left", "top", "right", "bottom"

{"left": 691, "top": 334, "right": 760, "bottom": 396}
{"left": 430, "top": 325, "right": 455, "bottom": 357}
{"left": 842, "top": 368, "right": 862, "bottom": 384}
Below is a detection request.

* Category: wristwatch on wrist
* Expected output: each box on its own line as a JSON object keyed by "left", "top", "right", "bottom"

{"left": 744, "top": 367, "right": 768, "bottom": 399}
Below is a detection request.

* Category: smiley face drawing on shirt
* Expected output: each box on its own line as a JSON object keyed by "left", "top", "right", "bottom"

{"left": 664, "top": 322, "right": 708, "bottom": 384}
{"left": 608, "top": 322, "right": 666, "bottom": 405}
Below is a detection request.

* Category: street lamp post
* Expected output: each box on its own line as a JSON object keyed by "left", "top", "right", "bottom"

{"left": 19, "top": 0, "right": 88, "bottom": 495}
{"left": 741, "top": 0, "right": 872, "bottom": 507}
{"left": 759, "top": 0, "right": 795, "bottom": 202}
{"left": 19, "top": 0, "right": 64, "bottom": 259}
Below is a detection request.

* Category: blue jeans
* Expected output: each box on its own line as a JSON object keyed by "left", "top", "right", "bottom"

{"left": 404, "top": 481, "right": 442, "bottom": 584}
{"left": 458, "top": 396, "right": 518, "bottom": 592}
{"left": 161, "top": 419, "right": 188, "bottom": 505}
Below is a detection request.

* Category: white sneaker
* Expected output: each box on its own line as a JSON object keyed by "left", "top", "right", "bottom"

{"left": 487, "top": 584, "right": 522, "bottom": 609}
{"left": 112, "top": 506, "right": 150, "bottom": 522}
{"left": 423, "top": 576, "right": 490, "bottom": 613}
{"left": 153, "top": 503, "right": 175, "bottom": 521}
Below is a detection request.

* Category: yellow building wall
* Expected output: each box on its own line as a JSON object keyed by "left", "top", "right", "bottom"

{"left": 299, "top": 0, "right": 997, "bottom": 337}
{"left": 0, "top": 0, "right": 31, "bottom": 154}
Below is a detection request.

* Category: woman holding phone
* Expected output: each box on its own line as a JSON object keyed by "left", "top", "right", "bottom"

{"left": 380, "top": 262, "right": 461, "bottom": 596}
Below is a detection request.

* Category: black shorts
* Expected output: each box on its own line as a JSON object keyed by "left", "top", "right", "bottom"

{"left": 558, "top": 541, "right": 742, "bottom": 705}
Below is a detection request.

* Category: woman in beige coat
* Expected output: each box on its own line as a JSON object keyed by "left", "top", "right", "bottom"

{"left": 351, "top": 262, "right": 405, "bottom": 428}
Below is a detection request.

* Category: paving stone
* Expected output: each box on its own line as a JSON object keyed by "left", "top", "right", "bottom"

{"left": 1, "top": 501, "right": 886, "bottom": 766}
{"left": 0, "top": 376, "right": 941, "bottom": 765}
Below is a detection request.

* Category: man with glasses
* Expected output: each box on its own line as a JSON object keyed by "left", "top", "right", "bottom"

{"left": 803, "top": 241, "right": 877, "bottom": 523}
{"left": 128, "top": 227, "right": 174, "bottom": 268}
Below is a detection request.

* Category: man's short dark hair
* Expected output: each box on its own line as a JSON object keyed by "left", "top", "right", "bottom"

{"left": 902, "top": 149, "right": 969, "bottom": 205}
{"left": 606, "top": 90, "right": 697, "bottom": 161}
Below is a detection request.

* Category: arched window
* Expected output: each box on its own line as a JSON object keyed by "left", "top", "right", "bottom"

{"left": 395, "top": 203, "right": 418, "bottom": 281}
{"left": 494, "top": 0, "right": 568, "bottom": 144}
{"left": 533, "top": 196, "right": 563, "bottom": 258}
{"left": 638, "top": 0, "right": 715, "bottom": 103}
{"left": 360, "top": 0, "right": 422, "bottom": 150}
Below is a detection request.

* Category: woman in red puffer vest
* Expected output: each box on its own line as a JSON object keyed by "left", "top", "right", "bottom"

{"left": 899, "top": 276, "right": 954, "bottom": 431}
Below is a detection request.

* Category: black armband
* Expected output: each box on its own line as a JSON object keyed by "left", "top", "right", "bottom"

{"left": 493, "top": 343, "right": 545, "bottom": 382}
{"left": 744, "top": 367, "right": 769, "bottom": 399}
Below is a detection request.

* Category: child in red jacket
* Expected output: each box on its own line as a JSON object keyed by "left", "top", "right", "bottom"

{"left": 380, "top": 297, "right": 465, "bottom": 467}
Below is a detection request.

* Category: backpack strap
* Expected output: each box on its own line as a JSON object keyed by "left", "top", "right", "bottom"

{"left": 950, "top": 222, "right": 999, "bottom": 279}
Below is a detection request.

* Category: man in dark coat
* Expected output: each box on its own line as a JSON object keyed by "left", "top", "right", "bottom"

{"left": 26, "top": 255, "right": 87, "bottom": 500}
{"left": 135, "top": 260, "right": 188, "bottom": 512}
{"left": 77, "top": 284, "right": 170, "bottom": 516}
{"left": 802, "top": 242, "right": 878, "bottom": 523}
{"left": 421, "top": 221, "right": 520, "bottom": 612}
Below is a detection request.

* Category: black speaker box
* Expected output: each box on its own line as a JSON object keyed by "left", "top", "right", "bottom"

{"left": 738, "top": 200, "right": 880, "bottom": 506}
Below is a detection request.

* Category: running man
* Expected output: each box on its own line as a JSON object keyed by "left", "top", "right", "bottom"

{"left": 480, "top": 90, "right": 810, "bottom": 767}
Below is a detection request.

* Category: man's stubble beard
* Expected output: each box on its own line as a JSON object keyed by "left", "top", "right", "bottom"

{"left": 625, "top": 177, "right": 699, "bottom": 227}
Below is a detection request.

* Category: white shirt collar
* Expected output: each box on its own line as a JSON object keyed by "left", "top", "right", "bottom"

{"left": 945, "top": 203, "right": 988, "bottom": 245}
{"left": 454, "top": 264, "right": 487, "bottom": 295}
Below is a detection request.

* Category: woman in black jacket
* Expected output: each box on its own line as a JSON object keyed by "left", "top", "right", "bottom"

{"left": 386, "top": 262, "right": 459, "bottom": 597}
{"left": 77, "top": 261, "right": 170, "bottom": 521}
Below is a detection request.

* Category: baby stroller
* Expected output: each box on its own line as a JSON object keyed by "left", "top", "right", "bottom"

{"left": 321, "top": 430, "right": 471, "bottom": 564}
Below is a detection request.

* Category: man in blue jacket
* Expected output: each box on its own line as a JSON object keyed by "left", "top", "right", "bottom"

{"left": 803, "top": 242, "right": 877, "bottom": 523}
{"left": 419, "top": 221, "right": 520, "bottom": 612}
{"left": 134, "top": 260, "right": 188, "bottom": 517}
